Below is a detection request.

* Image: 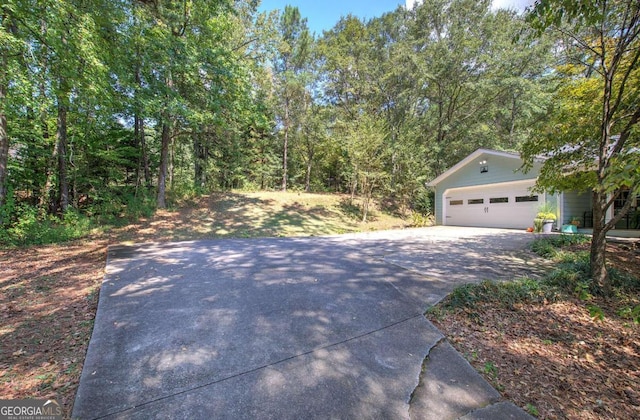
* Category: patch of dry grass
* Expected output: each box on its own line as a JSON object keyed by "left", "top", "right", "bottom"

{"left": 112, "top": 191, "right": 407, "bottom": 244}
{"left": 0, "top": 191, "right": 408, "bottom": 417}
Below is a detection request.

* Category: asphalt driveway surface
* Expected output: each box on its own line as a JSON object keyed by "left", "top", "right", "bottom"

{"left": 73, "top": 227, "right": 543, "bottom": 419}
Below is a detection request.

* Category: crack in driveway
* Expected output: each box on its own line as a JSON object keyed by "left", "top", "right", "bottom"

{"left": 95, "top": 314, "right": 428, "bottom": 419}
{"left": 408, "top": 336, "right": 447, "bottom": 409}
{"left": 74, "top": 227, "right": 545, "bottom": 419}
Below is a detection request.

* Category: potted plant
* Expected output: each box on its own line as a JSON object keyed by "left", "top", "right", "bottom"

{"left": 560, "top": 215, "right": 581, "bottom": 233}
{"left": 533, "top": 218, "right": 544, "bottom": 233}
{"left": 570, "top": 216, "right": 582, "bottom": 227}
{"left": 534, "top": 203, "right": 557, "bottom": 233}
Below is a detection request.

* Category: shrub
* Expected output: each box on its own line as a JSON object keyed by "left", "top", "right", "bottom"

{"left": 84, "top": 187, "right": 156, "bottom": 225}
{"left": 438, "top": 234, "right": 638, "bottom": 321}
{"left": 410, "top": 211, "right": 434, "bottom": 227}
{"left": 618, "top": 305, "right": 640, "bottom": 324}
{"left": 530, "top": 238, "right": 558, "bottom": 258}
{"left": 124, "top": 191, "right": 156, "bottom": 219}
{"left": 609, "top": 266, "right": 640, "bottom": 292}
{"left": 0, "top": 206, "right": 94, "bottom": 247}
{"left": 0, "top": 186, "right": 17, "bottom": 226}
{"left": 412, "top": 189, "right": 434, "bottom": 215}
{"left": 530, "top": 234, "right": 589, "bottom": 257}
{"left": 441, "top": 278, "right": 558, "bottom": 311}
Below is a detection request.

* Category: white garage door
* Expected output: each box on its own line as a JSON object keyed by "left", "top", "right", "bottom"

{"left": 444, "top": 181, "right": 540, "bottom": 229}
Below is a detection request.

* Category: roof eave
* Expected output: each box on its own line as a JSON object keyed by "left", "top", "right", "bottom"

{"left": 426, "top": 148, "right": 523, "bottom": 187}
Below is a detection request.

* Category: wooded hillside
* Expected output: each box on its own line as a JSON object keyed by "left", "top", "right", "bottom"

{"left": 1, "top": 0, "right": 558, "bottom": 233}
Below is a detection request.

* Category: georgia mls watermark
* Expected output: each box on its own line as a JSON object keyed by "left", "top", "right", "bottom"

{"left": 0, "top": 399, "right": 62, "bottom": 420}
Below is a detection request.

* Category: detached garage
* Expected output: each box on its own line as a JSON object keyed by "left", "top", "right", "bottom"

{"left": 427, "top": 149, "right": 556, "bottom": 229}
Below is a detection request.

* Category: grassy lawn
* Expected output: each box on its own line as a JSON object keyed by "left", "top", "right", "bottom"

{"left": 0, "top": 191, "right": 409, "bottom": 417}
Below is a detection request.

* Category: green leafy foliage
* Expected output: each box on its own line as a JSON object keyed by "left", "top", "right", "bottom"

{"left": 0, "top": 207, "right": 93, "bottom": 247}
{"left": 530, "top": 234, "right": 589, "bottom": 258}
{"left": 587, "top": 304, "right": 605, "bottom": 321}
{"left": 483, "top": 361, "right": 498, "bottom": 378}
{"left": 522, "top": 0, "right": 640, "bottom": 293}
{"left": 531, "top": 235, "right": 640, "bottom": 297}
{"left": 440, "top": 234, "right": 638, "bottom": 317}
{"left": 410, "top": 212, "right": 435, "bottom": 227}
{"left": 533, "top": 218, "right": 544, "bottom": 233}
{"left": 617, "top": 305, "right": 640, "bottom": 324}
{"left": 413, "top": 189, "right": 434, "bottom": 216}
{"left": 535, "top": 202, "right": 557, "bottom": 220}
{"left": 0, "top": 0, "right": 563, "bottom": 245}
{"left": 525, "top": 404, "right": 539, "bottom": 417}
{"left": 445, "top": 278, "right": 558, "bottom": 310}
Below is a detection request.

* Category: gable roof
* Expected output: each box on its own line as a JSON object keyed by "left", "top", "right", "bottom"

{"left": 426, "top": 149, "right": 523, "bottom": 187}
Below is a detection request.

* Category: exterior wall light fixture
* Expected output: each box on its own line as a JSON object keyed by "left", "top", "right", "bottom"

{"left": 479, "top": 160, "right": 488, "bottom": 173}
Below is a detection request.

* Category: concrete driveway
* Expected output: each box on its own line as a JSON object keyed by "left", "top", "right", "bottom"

{"left": 73, "top": 227, "right": 542, "bottom": 419}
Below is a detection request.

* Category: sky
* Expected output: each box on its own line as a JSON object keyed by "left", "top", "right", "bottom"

{"left": 258, "top": 0, "right": 535, "bottom": 36}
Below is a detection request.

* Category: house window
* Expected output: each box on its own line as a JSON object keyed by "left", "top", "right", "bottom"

{"left": 449, "top": 200, "right": 463, "bottom": 206}
{"left": 614, "top": 190, "right": 639, "bottom": 209}
{"left": 468, "top": 198, "right": 484, "bottom": 205}
{"left": 490, "top": 197, "right": 509, "bottom": 204}
{"left": 515, "top": 195, "right": 538, "bottom": 202}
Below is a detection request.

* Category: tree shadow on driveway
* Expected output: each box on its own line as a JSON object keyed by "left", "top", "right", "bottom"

{"left": 73, "top": 228, "right": 548, "bottom": 418}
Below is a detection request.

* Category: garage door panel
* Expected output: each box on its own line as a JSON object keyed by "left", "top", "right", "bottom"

{"left": 445, "top": 182, "right": 539, "bottom": 229}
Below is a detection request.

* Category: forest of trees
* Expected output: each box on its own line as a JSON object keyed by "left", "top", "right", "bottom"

{"left": 0, "top": 0, "right": 555, "bottom": 222}
{"left": 0, "top": 0, "right": 637, "bottom": 251}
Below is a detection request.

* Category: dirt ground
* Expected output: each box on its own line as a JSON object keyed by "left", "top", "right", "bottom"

{"left": 0, "top": 192, "right": 407, "bottom": 417}
{"left": 1, "top": 194, "right": 638, "bottom": 418}
{"left": 428, "top": 242, "right": 640, "bottom": 419}
{"left": 0, "top": 240, "right": 106, "bottom": 415}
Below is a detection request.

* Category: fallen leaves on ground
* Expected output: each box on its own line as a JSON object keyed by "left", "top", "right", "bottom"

{"left": 0, "top": 240, "right": 106, "bottom": 417}
{"left": 1, "top": 192, "right": 638, "bottom": 419}
{"left": 0, "top": 192, "right": 408, "bottom": 417}
{"left": 428, "top": 243, "right": 640, "bottom": 419}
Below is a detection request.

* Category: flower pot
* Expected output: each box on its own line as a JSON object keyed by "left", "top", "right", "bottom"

{"left": 542, "top": 220, "right": 554, "bottom": 233}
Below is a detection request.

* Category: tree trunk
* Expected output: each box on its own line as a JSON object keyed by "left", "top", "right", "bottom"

{"left": 54, "top": 20, "right": 71, "bottom": 214}
{"left": 193, "top": 132, "right": 207, "bottom": 190}
{"left": 169, "top": 136, "right": 174, "bottom": 190}
{"left": 590, "top": 64, "right": 613, "bottom": 294}
{"left": 134, "top": 65, "right": 151, "bottom": 188}
{"left": 361, "top": 180, "right": 370, "bottom": 223}
{"left": 56, "top": 94, "right": 69, "bottom": 213}
{"left": 157, "top": 67, "right": 174, "bottom": 209}
{"left": 134, "top": 114, "right": 142, "bottom": 189}
{"left": 157, "top": 121, "right": 170, "bottom": 209}
{"left": 304, "top": 145, "right": 313, "bottom": 192}
{"left": 260, "top": 156, "right": 266, "bottom": 190}
{"left": 282, "top": 96, "right": 289, "bottom": 192}
{"left": 0, "top": 8, "right": 11, "bottom": 212}
{"left": 0, "top": 58, "right": 8, "bottom": 210}
{"left": 590, "top": 191, "right": 610, "bottom": 294}
{"left": 134, "top": 112, "right": 150, "bottom": 189}
{"left": 39, "top": 89, "right": 55, "bottom": 213}
{"left": 350, "top": 169, "right": 357, "bottom": 201}
{"left": 390, "top": 147, "right": 397, "bottom": 191}
{"left": 141, "top": 119, "right": 150, "bottom": 187}
{"left": 37, "top": 17, "right": 55, "bottom": 212}
{"left": 304, "top": 161, "right": 312, "bottom": 192}
{"left": 194, "top": 134, "right": 201, "bottom": 190}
